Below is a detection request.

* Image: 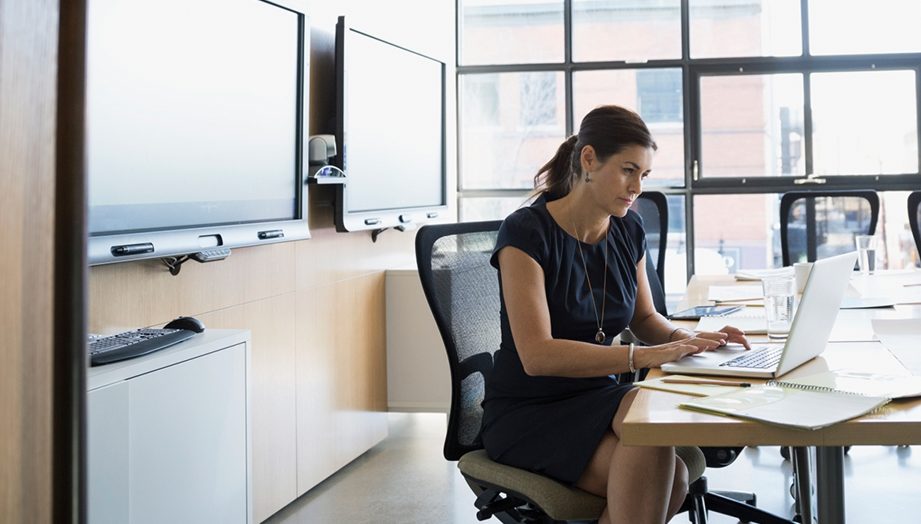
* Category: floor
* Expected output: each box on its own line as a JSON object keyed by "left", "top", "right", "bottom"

{"left": 267, "top": 412, "right": 921, "bottom": 523}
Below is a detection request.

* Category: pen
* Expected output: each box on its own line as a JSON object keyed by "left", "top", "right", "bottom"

{"left": 662, "top": 378, "right": 752, "bottom": 387}
{"left": 904, "top": 283, "right": 921, "bottom": 287}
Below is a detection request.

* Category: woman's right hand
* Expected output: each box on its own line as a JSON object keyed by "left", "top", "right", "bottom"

{"left": 635, "top": 337, "right": 723, "bottom": 368}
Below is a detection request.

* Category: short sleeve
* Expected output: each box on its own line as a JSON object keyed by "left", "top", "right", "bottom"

{"left": 490, "top": 208, "right": 548, "bottom": 270}
{"left": 623, "top": 210, "right": 648, "bottom": 265}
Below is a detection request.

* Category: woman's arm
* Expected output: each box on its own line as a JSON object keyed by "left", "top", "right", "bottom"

{"left": 499, "top": 246, "right": 704, "bottom": 377}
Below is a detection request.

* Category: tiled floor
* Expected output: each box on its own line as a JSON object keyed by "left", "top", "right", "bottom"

{"left": 267, "top": 412, "right": 921, "bottom": 523}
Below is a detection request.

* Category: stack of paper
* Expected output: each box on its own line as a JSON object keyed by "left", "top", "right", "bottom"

{"left": 707, "top": 284, "right": 763, "bottom": 304}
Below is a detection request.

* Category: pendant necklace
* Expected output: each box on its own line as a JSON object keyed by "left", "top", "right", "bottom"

{"left": 573, "top": 221, "right": 609, "bottom": 344}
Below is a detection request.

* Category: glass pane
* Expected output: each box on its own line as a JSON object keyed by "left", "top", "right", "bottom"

{"left": 572, "top": 0, "right": 680, "bottom": 62}
{"left": 459, "top": 0, "right": 564, "bottom": 65}
{"left": 811, "top": 70, "right": 918, "bottom": 175}
{"left": 810, "top": 0, "right": 921, "bottom": 55}
{"left": 460, "top": 72, "right": 566, "bottom": 190}
{"left": 459, "top": 196, "right": 529, "bottom": 221}
{"left": 573, "top": 69, "right": 684, "bottom": 186}
{"left": 690, "top": 0, "right": 801, "bottom": 58}
{"left": 700, "top": 74, "right": 804, "bottom": 178}
{"left": 693, "top": 193, "right": 784, "bottom": 274}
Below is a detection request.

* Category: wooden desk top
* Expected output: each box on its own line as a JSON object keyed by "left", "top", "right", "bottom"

{"left": 621, "top": 273, "right": 921, "bottom": 448}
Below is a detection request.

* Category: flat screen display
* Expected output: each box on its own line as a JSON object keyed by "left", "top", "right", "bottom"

{"left": 86, "top": 0, "right": 309, "bottom": 264}
{"left": 335, "top": 18, "right": 446, "bottom": 232}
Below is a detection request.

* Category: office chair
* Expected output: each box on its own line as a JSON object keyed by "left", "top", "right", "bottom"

{"left": 416, "top": 220, "right": 794, "bottom": 523}
{"left": 779, "top": 190, "right": 880, "bottom": 266}
{"left": 909, "top": 192, "right": 921, "bottom": 264}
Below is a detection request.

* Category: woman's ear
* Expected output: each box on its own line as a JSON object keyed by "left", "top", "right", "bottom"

{"left": 579, "top": 145, "right": 597, "bottom": 173}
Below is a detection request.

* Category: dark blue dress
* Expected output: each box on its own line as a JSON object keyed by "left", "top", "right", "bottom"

{"left": 481, "top": 197, "right": 647, "bottom": 485}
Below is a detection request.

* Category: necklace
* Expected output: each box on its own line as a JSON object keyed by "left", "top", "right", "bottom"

{"left": 573, "top": 221, "right": 609, "bottom": 344}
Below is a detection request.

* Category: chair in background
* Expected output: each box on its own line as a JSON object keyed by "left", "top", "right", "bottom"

{"left": 779, "top": 190, "right": 880, "bottom": 266}
{"left": 909, "top": 192, "right": 921, "bottom": 264}
{"left": 416, "top": 220, "right": 793, "bottom": 523}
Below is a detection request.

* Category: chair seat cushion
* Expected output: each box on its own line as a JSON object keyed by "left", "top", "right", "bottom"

{"left": 458, "top": 447, "right": 705, "bottom": 521}
{"left": 458, "top": 450, "right": 605, "bottom": 520}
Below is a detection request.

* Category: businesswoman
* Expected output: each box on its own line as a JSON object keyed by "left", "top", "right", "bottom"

{"left": 482, "top": 105, "right": 750, "bottom": 524}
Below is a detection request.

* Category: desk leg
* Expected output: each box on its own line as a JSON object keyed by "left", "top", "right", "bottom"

{"left": 816, "top": 446, "right": 845, "bottom": 524}
{"left": 792, "top": 446, "right": 815, "bottom": 524}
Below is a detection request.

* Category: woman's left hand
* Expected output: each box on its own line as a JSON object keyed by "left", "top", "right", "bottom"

{"left": 690, "top": 325, "right": 751, "bottom": 350}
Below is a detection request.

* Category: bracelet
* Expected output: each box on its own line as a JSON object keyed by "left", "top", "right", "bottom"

{"left": 628, "top": 343, "right": 636, "bottom": 373}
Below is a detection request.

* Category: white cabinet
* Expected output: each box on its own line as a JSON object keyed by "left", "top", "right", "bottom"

{"left": 88, "top": 330, "right": 251, "bottom": 524}
{"left": 385, "top": 269, "right": 451, "bottom": 411}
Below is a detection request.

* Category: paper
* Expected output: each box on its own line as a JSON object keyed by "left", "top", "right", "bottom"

{"left": 707, "top": 284, "right": 763, "bottom": 303}
{"left": 680, "top": 385, "right": 889, "bottom": 430}
{"left": 775, "top": 370, "right": 921, "bottom": 399}
{"left": 636, "top": 375, "right": 745, "bottom": 397}
{"left": 734, "top": 267, "right": 794, "bottom": 281}
{"left": 840, "top": 297, "right": 896, "bottom": 309}
{"left": 873, "top": 319, "right": 921, "bottom": 374}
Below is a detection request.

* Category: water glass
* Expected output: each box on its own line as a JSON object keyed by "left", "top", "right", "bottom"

{"left": 854, "top": 235, "right": 878, "bottom": 275}
{"left": 762, "top": 275, "right": 796, "bottom": 339}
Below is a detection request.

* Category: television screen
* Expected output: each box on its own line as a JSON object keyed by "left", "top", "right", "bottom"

{"left": 86, "top": 0, "right": 310, "bottom": 265}
{"left": 334, "top": 17, "right": 447, "bottom": 232}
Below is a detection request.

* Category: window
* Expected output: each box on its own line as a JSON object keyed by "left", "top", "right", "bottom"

{"left": 636, "top": 69, "right": 682, "bottom": 124}
{"left": 457, "top": 0, "right": 921, "bottom": 285}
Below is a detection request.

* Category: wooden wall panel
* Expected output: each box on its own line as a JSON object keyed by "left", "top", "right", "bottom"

{"left": 197, "top": 294, "right": 299, "bottom": 523}
{"left": 295, "top": 274, "right": 388, "bottom": 495}
{"left": 0, "top": 0, "right": 59, "bottom": 521}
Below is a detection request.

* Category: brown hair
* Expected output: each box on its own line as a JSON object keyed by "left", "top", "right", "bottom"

{"left": 534, "top": 105, "right": 657, "bottom": 199}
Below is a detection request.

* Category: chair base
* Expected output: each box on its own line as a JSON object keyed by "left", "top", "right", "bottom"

{"left": 684, "top": 476, "right": 796, "bottom": 524}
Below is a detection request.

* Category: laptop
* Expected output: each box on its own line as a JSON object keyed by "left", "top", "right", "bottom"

{"left": 661, "top": 251, "right": 859, "bottom": 379}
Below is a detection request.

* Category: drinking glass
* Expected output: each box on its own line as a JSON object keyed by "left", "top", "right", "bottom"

{"left": 854, "top": 235, "right": 878, "bottom": 275}
{"left": 762, "top": 275, "right": 796, "bottom": 339}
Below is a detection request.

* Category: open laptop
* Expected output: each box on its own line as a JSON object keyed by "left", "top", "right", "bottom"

{"left": 661, "top": 251, "right": 859, "bottom": 379}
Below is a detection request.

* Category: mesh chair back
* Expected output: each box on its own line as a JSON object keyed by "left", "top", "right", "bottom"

{"left": 415, "top": 221, "right": 503, "bottom": 461}
{"left": 631, "top": 192, "right": 669, "bottom": 315}
{"left": 909, "top": 192, "right": 921, "bottom": 265}
{"left": 631, "top": 192, "right": 668, "bottom": 287}
{"left": 779, "top": 190, "right": 879, "bottom": 266}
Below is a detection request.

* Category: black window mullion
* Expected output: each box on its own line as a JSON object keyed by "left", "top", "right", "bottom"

{"left": 563, "top": 0, "right": 573, "bottom": 136}
{"left": 681, "top": 0, "right": 695, "bottom": 278}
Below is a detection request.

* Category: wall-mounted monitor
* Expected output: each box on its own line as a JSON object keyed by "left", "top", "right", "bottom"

{"left": 86, "top": 0, "right": 310, "bottom": 265}
{"left": 334, "top": 16, "right": 447, "bottom": 233}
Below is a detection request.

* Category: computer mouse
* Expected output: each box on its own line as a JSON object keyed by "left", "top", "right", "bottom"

{"left": 163, "top": 316, "right": 206, "bottom": 333}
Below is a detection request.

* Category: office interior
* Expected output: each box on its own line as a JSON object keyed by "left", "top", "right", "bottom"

{"left": 2, "top": 0, "right": 920, "bottom": 523}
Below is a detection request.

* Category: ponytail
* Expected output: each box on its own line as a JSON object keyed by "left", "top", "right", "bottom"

{"left": 534, "top": 135, "right": 579, "bottom": 200}
{"left": 533, "top": 105, "right": 656, "bottom": 200}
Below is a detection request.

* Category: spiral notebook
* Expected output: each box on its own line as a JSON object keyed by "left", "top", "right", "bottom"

{"left": 679, "top": 383, "right": 889, "bottom": 430}
{"left": 774, "top": 370, "right": 921, "bottom": 399}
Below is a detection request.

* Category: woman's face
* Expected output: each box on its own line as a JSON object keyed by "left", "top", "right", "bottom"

{"left": 582, "top": 144, "right": 654, "bottom": 217}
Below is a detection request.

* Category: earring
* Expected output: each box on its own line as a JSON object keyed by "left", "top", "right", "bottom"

{"left": 584, "top": 172, "right": 593, "bottom": 183}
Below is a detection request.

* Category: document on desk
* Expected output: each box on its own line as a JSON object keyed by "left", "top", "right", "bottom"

{"left": 873, "top": 319, "right": 921, "bottom": 374}
{"left": 635, "top": 375, "right": 747, "bottom": 396}
{"left": 680, "top": 385, "right": 889, "bottom": 430}
{"left": 707, "top": 285, "right": 763, "bottom": 303}
{"left": 734, "top": 268, "right": 794, "bottom": 281}
{"left": 696, "top": 315, "right": 766, "bottom": 335}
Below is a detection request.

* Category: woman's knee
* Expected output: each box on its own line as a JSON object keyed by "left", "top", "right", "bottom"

{"left": 673, "top": 456, "right": 690, "bottom": 496}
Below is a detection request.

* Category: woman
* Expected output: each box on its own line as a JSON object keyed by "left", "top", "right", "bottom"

{"left": 481, "top": 105, "right": 750, "bottom": 524}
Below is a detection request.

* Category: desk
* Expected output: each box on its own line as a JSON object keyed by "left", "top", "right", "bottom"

{"left": 622, "top": 273, "right": 921, "bottom": 524}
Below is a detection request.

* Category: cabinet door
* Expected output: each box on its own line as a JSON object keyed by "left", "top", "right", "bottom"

{"left": 88, "top": 343, "right": 248, "bottom": 524}
{"left": 128, "top": 344, "right": 247, "bottom": 524}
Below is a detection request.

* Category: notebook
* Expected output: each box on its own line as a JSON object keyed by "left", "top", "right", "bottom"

{"left": 662, "top": 251, "right": 859, "bottom": 379}
{"left": 679, "top": 384, "right": 889, "bottom": 430}
{"left": 775, "top": 370, "right": 921, "bottom": 399}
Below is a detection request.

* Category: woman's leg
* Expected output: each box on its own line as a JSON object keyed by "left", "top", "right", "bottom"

{"left": 576, "top": 388, "right": 689, "bottom": 524}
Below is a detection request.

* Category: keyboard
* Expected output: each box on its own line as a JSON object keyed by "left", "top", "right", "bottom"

{"left": 719, "top": 345, "right": 783, "bottom": 369}
{"left": 88, "top": 328, "right": 196, "bottom": 366}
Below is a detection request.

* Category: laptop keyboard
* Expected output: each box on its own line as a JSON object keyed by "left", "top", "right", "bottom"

{"left": 719, "top": 345, "right": 783, "bottom": 369}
